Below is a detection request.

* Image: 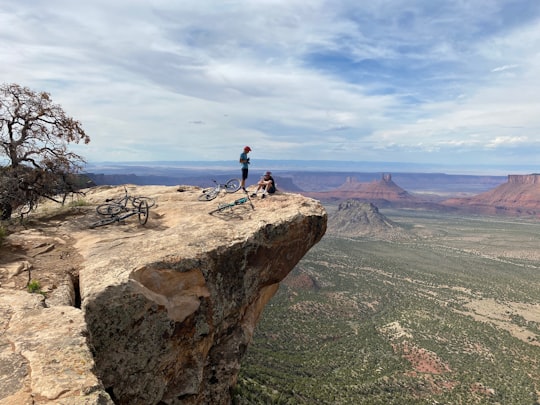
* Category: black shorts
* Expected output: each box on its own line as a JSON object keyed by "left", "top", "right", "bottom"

{"left": 242, "top": 168, "right": 248, "bottom": 180}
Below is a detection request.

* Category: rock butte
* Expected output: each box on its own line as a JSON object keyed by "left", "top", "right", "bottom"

{"left": 305, "top": 173, "right": 540, "bottom": 217}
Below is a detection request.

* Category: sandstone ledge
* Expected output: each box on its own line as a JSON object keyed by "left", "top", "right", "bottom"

{"left": 0, "top": 289, "right": 112, "bottom": 405}
{"left": 1, "top": 185, "right": 326, "bottom": 405}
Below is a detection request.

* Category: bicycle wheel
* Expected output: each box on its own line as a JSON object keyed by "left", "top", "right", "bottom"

{"left": 198, "top": 187, "right": 219, "bottom": 201}
{"left": 89, "top": 217, "right": 117, "bottom": 228}
{"left": 225, "top": 178, "right": 241, "bottom": 193}
{"left": 138, "top": 200, "right": 149, "bottom": 225}
{"left": 132, "top": 196, "right": 155, "bottom": 209}
{"left": 18, "top": 202, "right": 34, "bottom": 215}
{"left": 96, "top": 203, "right": 124, "bottom": 216}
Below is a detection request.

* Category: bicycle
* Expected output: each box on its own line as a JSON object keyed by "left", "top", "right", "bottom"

{"left": 198, "top": 178, "right": 241, "bottom": 201}
{"left": 208, "top": 194, "right": 255, "bottom": 215}
{"left": 90, "top": 199, "right": 149, "bottom": 228}
{"left": 90, "top": 186, "right": 153, "bottom": 228}
{"left": 96, "top": 186, "right": 155, "bottom": 216}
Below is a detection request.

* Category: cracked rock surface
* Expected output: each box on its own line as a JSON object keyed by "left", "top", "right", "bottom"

{"left": 0, "top": 185, "right": 326, "bottom": 405}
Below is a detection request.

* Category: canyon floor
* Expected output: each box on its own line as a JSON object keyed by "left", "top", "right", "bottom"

{"left": 235, "top": 206, "right": 540, "bottom": 404}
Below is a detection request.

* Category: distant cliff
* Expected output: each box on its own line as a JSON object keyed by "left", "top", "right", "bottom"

{"left": 507, "top": 174, "right": 540, "bottom": 184}
{"left": 0, "top": 185, "right": 326, "bottom": 404}
{"left": 304, "top": 173, "right": 435, "bottom": 208}
{"left": 442, "top": 174, "right": 540, "bottom": 216}
{"left": 303, "top": 173, "right": 540, "bottom": 217}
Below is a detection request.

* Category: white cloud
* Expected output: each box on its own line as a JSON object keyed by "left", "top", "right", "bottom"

{"left": 486, "top": 136, "right": 529, "bottom": 148}
{"left": 491, "top": 64, "right": 519, "bottom": 72}
{"left": 1, "top": 0, "right": 540, "bottom": 171}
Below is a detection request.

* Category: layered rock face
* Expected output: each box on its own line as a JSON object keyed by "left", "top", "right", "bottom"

{"left": 508, "top": 174, "right": 540, "bottom": 184}
{"left": 0, "top": 185, "right": 326, "bottom": 405}
{"left": 442, "top": 174, "right": 540, "bottom": 216}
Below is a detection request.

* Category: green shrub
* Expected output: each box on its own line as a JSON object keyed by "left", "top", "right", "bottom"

{"left": 68, "top": 198, "right": 90, "bottom": 207}
{"left": 0, "top": 225, "right": 6, "bottom": 246}
{"left": 27, "top": 279, "right": 42, "bottom": 294}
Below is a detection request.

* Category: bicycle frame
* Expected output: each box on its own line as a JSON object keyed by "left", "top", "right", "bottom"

{"left": 208, "top": 194, "right": 254, "bottom": 215}
{"left": 198, "top": 178, "right": 241, "bottom": 201}
{"left": 104, "top": 186, "right": 156, "bottom": 208}
{"left": 91, "top": 186, "right": 153, "bottom": 228}
{"left": 97, "top": 186, "right": 155, "bottom": 216}
{"left": 90, "top": 200, "right": 149, "bottom": 228}
{"left": 105, "top": 186, "right": 130, "bottom": 207}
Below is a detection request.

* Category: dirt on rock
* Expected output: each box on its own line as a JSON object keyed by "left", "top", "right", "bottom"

{"left": 0, "top": 207, "right": 87, "bottom": 303}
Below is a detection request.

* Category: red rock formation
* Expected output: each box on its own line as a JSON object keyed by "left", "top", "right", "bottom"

{"left": 441, "top": 174, "right": 540, "bottom": 216}
{"left": 305, "top": 173, "right": 420, "bottom": 207}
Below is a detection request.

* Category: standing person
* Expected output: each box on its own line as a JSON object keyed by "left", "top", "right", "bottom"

{"left": 239, "top": 146, "right": 251, "bottom": 191}
{"left": 251, "top": 171, "right": 276, "bottom": 198}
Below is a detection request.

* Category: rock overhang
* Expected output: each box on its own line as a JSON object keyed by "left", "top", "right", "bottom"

{"left": 1, "top": 184, "right": 326, "bottom": 405}
{"left": 76, "top": 185, "right": 327, "bottom": 404}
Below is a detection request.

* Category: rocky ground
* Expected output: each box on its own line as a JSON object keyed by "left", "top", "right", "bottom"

{"left": 0, "top": 184, "right": 327, "bottom": 404}
{"left": 0, "top": 210, "right": 85, "bottom": 302}
{"left": 0, "top": 203, "right": 111, "bottom": 405}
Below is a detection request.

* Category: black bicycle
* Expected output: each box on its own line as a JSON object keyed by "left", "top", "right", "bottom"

{"left": 90, "top": 201, "right": 150, "bottom": 228}
{"left": 90, "top": 200, "right": 149, "bottom": 228}
{"left": 209, "top": 194, "right": 255, "bottom": 215}
{"left": 96, "top": 186, "right": 155, "bottom": 216}
{"left": 90, "top": 186, "right": 153, "bottom": 228}
{"left": 198, "top": 178, "right": 241, "bottom": 201}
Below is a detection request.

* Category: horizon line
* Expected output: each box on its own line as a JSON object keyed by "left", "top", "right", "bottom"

{"left": 83, "top": 160, "right": 536, "bottom": 176}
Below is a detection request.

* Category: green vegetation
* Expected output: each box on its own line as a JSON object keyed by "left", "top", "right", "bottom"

{"left": 27, "top": 279, "right": 44, "bottom": 295}
{"left": 0, "top": 224, "right": 6, "bottom": 246}
{"left": 68, "top": 198, "right": 90, "bottom": 207}
{"left": 234, "top": 209, "right": 540, "bottom": 404}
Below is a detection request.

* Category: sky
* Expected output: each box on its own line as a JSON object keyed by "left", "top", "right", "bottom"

{"left": 1, "top": 0, "right": 540, "bottom": 173}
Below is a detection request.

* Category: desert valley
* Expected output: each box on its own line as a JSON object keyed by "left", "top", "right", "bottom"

{"left": 1, "top": 166, "right": 540, "bottom": 404}
{"left": 232, "top": 172, "right": 540, "bottom": 404}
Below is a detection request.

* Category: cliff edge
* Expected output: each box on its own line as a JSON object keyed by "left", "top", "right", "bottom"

{"left": 441, "top": 174, "right": 540, "bottom": 216}
{"left": 0, "top": 185, "right": 327, "bottom": 404}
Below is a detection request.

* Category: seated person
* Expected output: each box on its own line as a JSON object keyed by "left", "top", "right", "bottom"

{"left": 251, "top": 171, "right": 276, "bottom": 198}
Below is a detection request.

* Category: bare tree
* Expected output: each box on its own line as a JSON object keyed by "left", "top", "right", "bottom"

{"left": 0, "top": 83, "right": 90, "bottom": 219}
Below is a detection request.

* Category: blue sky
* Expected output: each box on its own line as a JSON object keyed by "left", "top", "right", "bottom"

{"left": 1, "top": 0, "right": 539, "bottom": 173}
